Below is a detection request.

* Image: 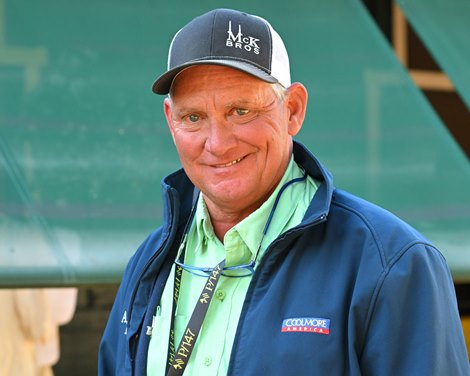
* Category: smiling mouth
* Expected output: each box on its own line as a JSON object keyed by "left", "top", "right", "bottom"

{"left": 216, "top": 156, "right": 245, "bottom": 168}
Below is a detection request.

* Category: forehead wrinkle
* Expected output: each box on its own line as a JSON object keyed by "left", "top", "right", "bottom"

{"left": 223, "top": 86, "right": 278, "bottom": 109}
{"left": 170, "top": 66, "right": 280, "bottom": 112}
{"left": 173, "top": 106, "right": 199, "bottom": 118}
{"left": 169, "top": 89, "right": 208, "bottom": 114}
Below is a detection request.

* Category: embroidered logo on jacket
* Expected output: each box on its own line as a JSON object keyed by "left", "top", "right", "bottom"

{"left": 281, "top": 317, "right": 330, "bottom": 335}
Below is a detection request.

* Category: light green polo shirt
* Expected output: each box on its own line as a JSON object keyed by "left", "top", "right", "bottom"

{"left": 147, "top": 157, "right": 318, "bottom": 375}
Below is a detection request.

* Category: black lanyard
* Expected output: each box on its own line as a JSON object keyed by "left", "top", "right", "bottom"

{"left": 166, "top": 256, "right": 225, "bottom": 375}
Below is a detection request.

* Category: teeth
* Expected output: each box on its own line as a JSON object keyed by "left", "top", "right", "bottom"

{"left": 222, "top": 157, "right": 243, "bottom": 167}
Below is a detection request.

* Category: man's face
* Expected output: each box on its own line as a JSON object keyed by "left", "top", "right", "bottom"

{"left": 164, "top": 65, "right": 305, "bottom": 218}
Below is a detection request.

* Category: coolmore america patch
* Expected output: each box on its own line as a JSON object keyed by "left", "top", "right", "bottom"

{"left": 281, "top": 317, "right": 330, "bottom": 335}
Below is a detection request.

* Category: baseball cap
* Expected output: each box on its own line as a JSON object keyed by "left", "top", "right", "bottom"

{"left": 152, "top": 8, "right": 291, "bottom": 94}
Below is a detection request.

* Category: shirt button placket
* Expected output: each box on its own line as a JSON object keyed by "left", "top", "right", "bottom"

{"left": 204, "top": 356, "right": 212, "bottom": 366}
{"left": 215, "top": 289, "right": 226, "bottom": 301}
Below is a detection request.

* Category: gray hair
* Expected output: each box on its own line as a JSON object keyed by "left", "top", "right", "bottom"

{"left": 271, "top": 82, "right": 288, "bottom": 101}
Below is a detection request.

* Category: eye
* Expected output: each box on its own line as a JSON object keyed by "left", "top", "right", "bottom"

{"left": 234, "top": 108, "right": 249, "bottom": 116}
{"left": 172, "top": 112, "right": 204, "bottom": 130}
{"left": 228, "top": 106, "right": 258, "bottom": 124}
{"left": 187, "top": 113, "right": 200, "bottom": 123}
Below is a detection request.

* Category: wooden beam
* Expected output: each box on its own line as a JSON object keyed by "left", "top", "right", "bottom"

{"left": 409, "top": 70, "right": 455, "bottom": 91}
{"left": 393, "top": 3, "right": 408, "bottom": 66}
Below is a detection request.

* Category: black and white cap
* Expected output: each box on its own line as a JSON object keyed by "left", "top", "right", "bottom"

{"left": 152, "top": 8, "right": 291, "bottom": 94}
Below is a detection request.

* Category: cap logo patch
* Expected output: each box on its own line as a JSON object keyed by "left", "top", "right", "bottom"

{"left": 281, "top": 317, "right": 330, "bottom": 335}
{"left": 226, "top": 21, "right": 260, "bottom": 55}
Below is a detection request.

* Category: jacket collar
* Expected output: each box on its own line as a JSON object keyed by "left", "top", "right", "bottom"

{"left": 292, "top": 141, "right": 334, "bottom": 223}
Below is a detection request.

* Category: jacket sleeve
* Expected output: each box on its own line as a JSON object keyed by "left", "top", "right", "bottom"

{"left": 360, "top": 243, "right": 470, "bottom": 375}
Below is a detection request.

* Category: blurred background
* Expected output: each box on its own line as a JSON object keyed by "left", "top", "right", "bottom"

{"left": 1, "top": 0, "right": 469, "bottom": 374}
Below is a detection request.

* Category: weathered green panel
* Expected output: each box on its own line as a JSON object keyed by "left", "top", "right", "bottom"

{"left": 1, "top": 0, "right": 469, "bottom": 286}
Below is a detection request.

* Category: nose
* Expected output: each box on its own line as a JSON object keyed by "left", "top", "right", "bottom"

{"left": 204, "top": 117, "right": 237, "bottom": 156}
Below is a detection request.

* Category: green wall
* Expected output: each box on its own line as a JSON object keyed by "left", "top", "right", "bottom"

{"left": 1, "top": 0, "right": 469, "bottom": 285}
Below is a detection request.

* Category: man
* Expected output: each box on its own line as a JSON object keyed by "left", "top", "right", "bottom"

{"left": 99, "top": 8, "right": 469, "bottom": 375}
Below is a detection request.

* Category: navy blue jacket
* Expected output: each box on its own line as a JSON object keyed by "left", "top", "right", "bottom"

{"left": 99, "top": 142, "right": 469, "bottom": 375}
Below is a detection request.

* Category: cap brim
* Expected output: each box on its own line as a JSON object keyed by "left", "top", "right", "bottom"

{"left": 151, "top": 59, "right": 278, "bottom": 94}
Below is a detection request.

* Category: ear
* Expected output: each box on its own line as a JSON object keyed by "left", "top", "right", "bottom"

{"left": 285, "top": 83, "right": 308, "bottom": 136}
{"left": 163, "top": 97, "right": 176, "bottom": 142}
